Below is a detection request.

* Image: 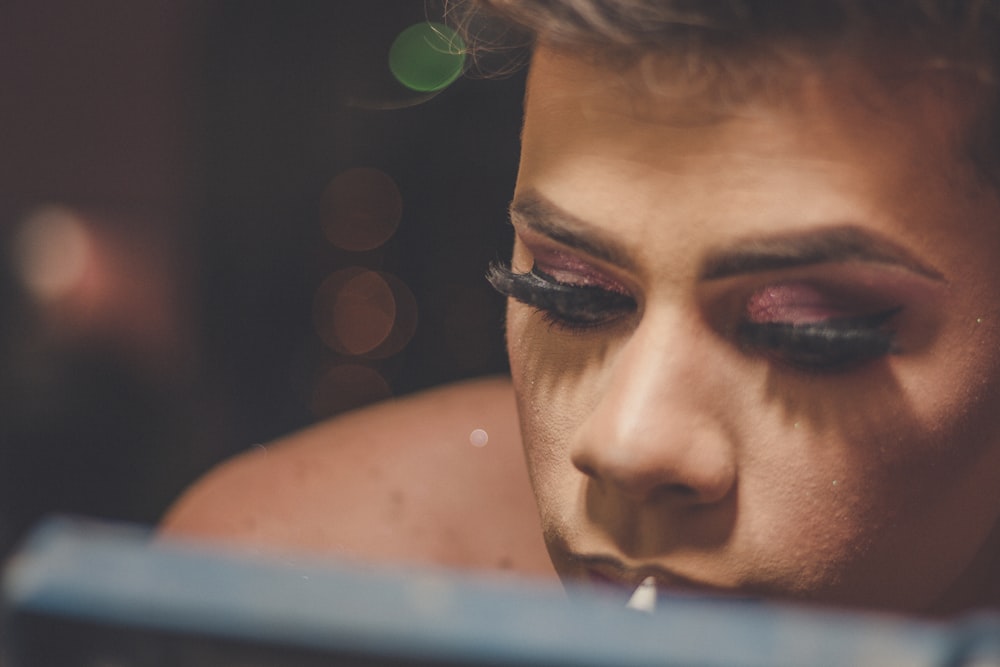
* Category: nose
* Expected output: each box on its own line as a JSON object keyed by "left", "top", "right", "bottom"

{"left": 570, "top": 313, "right": 737, "bottom": 506}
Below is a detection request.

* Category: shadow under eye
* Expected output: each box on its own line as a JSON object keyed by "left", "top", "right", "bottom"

{"left": 738, "top": 309, "right": 899, "bottom": 371}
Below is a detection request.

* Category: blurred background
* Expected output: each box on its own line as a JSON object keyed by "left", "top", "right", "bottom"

{"left": 0, "top": 1, "right": 525, "bottom": 557}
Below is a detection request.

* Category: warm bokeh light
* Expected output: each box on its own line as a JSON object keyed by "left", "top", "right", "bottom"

{"left": 364, "top": 270, "right": 418, "bottom": 359}
{"left": 310, "top": 363, "right": 392, "bottom": 418}
{"left": 314, "top": 268, "right": 396, "bottom": 355}
{"left": 469, "top": 428, "right": 489, "bottom": 447}
{"left": 388, "top": 22, "right": 466, "bottom": 93}
{"left": 9, "top": 205, "right": 190, "bottom": 378}
{"left": 11, "top": 205, "right": 92, "bottom": 302}
{"left": 313, "top": 268, "right": 418, "bottom": 359}
{"left": 320, "top": 167, "right": 402, "bottom": 251}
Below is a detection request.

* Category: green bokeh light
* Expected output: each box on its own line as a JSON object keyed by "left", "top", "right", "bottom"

{"left": 389, "top": 22, "right": 466, "bottom": 93}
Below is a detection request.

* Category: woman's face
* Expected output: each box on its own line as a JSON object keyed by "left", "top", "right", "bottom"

{"left": 505, "top": 46, "right": 1000, "bottom": 614}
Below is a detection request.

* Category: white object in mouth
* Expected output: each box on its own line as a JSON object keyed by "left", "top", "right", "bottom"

{"left": 625, "top": 576, "right": 657, "bottom": 613}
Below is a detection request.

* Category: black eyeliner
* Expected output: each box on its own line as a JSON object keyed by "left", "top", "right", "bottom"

{"left": 738, "top": 308, "right": 899, "bottom": 370}
{"left": 488, "top": 260, "right": 898, "bottom": 370}
{"left": 486, "top": 261, "right": 635, "bottom": 326}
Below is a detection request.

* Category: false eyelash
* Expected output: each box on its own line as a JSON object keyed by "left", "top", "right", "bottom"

{"left": 486, "top": 261, "right": 636, "bottom": 327}
{"left": 738, "top": 308, "right": 900, "bottom": 371}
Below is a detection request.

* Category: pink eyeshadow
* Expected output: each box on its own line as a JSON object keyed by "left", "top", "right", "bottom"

{"left": 532, "top": 248, "right": 630, "bottom": 294}
{"left": 745, "top": 283, "right": 854, "bottom": 325}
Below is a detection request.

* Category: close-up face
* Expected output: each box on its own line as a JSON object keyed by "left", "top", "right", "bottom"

{"left": 502, "top": 44, "right": 1000, "bottom": 614}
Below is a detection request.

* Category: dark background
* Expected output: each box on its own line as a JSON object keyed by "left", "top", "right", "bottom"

{"left": 0, "top": 1, "right": 525, "bottom": 557}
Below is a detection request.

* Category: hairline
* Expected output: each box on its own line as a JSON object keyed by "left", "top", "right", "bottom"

{"left": 455, "top": 0, "right": 1000, "bottom": 186}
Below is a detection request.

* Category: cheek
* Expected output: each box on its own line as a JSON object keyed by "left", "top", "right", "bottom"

{"left": 742, "top": 354, "right": 1000, "bottom": 604}
{"left": 505, "top": 302, "right": 549, "bottom": 456}
{"left": 505, "top": 302, "right": 601, "bottom": 490}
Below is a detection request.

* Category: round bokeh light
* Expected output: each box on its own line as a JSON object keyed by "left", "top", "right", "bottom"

{"left": 13, "top": 205, "right": 91, "bottom": 302}
{"left": 314, "top": 268, "right": 396, "bottom": 356}
{"left": 313, "top": 268, "right": 418, "bottom": 359}
{"left": 388, "top": 22, "right": 466, "bottom": 93}
{"left": 321, "top": 168, "right": 402, "bottom": 252}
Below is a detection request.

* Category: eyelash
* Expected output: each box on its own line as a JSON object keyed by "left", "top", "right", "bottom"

{"left": 486, "top": 261, "right": 635, "bottom": 329}
{"left": 487, "top": 261, "right": 899, "bottom": 372}
{"left": 738, "top": 311, "right": 898, "bottom": 372}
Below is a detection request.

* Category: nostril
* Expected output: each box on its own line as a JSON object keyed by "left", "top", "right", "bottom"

{"left": 575, "top": 451, "right": 704, "bottom": 501}
{"left": 662, "top": 483, "right": 699, "bottom": 499}
{"left": 572, "top": 437, "right": 735, "bottom": 505}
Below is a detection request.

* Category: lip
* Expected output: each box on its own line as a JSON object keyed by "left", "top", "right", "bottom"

{"left": 575, "top": 554, "right": 735, "bottom": 600}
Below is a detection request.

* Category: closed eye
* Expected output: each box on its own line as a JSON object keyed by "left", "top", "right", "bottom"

{"left": 738, "top": 309, "right": 900, "bottom": 372}
{"left": 486, "top": 261, "right": 636, "bottom": 330}
{"left": 488, "top": 259, "right": 900, "bottom": 369}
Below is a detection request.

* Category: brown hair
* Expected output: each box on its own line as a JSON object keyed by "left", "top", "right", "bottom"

{"left": 450, "top": 0, "right": 1000, "bottom": 176}
{"left": 453, "top": 1, "right": 999, "bottom": 66}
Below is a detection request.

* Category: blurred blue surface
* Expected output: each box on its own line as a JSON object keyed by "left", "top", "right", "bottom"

{"left": 3, "top": 517, "right": 999, "bottom": 666}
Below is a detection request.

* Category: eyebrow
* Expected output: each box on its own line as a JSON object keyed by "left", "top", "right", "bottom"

{"left": 700, "top": 227, "right": 944, "bottom": 281}
{"left": 509, "top": 192, "right": 944, "bottom": 282}
{"left": 509, "top": 193, "right": 636, "bottom": 269}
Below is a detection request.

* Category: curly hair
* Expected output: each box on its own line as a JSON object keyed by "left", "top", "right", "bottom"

{"left": 453, "top": 1, "right": 1000, "bottom": 68}
{"left": 450, "top": 0, "right": 1000, "bottom": 175}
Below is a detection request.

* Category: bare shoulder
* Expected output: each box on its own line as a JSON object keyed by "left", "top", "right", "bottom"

{"left": 160, "top": 376, "right": 554, "bottom": 578}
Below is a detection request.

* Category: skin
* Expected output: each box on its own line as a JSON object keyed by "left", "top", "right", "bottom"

{"left": 164, "top": 42, "right": 1000, "bottom": 617}
{"left": 162, "top": 376, "right": 553, "bottom": 578}
{"left": 506, "top": 45, "right": 1000, "bottom": 614}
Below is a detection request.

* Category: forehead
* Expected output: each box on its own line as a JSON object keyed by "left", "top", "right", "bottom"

{"left": 521, "top": 44, "right": 972, "bottom": 166}
{"left": 518, "top": 45, "right": 990, "bottom": 259}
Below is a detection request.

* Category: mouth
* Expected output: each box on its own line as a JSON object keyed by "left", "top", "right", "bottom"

{"left": 573, "top": 554, "right": 741, "bottom": 603}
